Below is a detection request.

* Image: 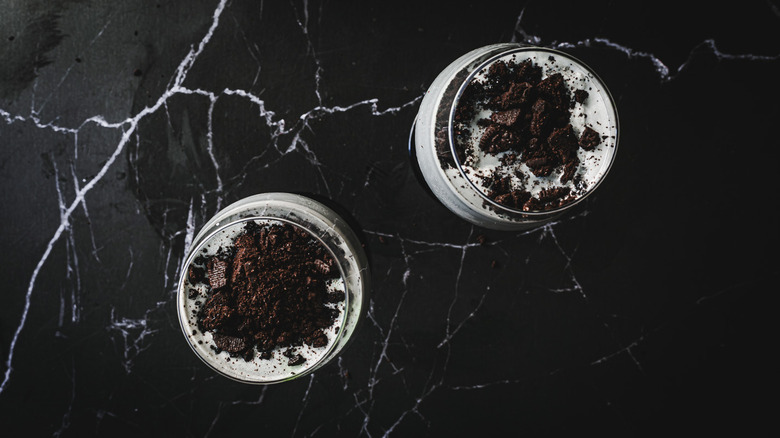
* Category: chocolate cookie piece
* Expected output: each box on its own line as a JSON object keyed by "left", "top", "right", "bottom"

{"left": 490, "top": 81, "right": 535, "bottom": 110}
{"left": 548, "top": 124, "right": 579, "bottom": 159}
{"left": 188, "top": 265, "right": 205, "bottom": 284}
{"left": 487, "top": 60, "right": 512, "bottom": 84}
{"left": 530, "top": 98, "right": 554, "bottom": 137}
{"left": 326, "top": 290, "right": 346, "bottom": 303}
{"left": 548, "top": 125, "right": 580, "bottom": 183}
{"left": 536, "top": 73, "right": 570, "bottom": 112}
{"left": 525, "top": 156, "right": 555, "bottom": 177}
{"left": 522, "top": 187, "right": 572, "bottom": 212}
{"left": 485, "top": 174, "right": 513, "bottom": 198}
{"left": 579, "top": 126, "right": 601, "bottom": 151}
{"left": 490, "top": 108, "right": 523, "bottom": 127}
{"left": 523, "top": 137, "right": 559, "bottom": 177}
{"left": 479, "top": 124, "right": 522, "bottom": 155}
{"left": 483, "top": 174, "right": 532, "bottom": 209}
{"left": 537, "top": 187, "right": 571, "bottom": 206}
{"left": 494, "top": 189, "right": 532, "bottom": 209}
{"left": 513, "top": 59, "right": 543, "bottom": 84}
{"left": 287, "top": 354, "right": 306, "bottom": 366}
{"left": 307, "top": 333, "right": 329, "bottom": 348}
{"left": 207, "top": 258, "right": 229, "bottom": 290}
{"left": 574, "top": 89, "right": 589, "bottom": 104}
{"left": 561, "top": 160, "right": 579, "bottom": 184}
{"left": 313, "top": 259, "right": 331, "bottom": 275}
{"left": 213, "top": 333, "right": 249, "bottom": 354}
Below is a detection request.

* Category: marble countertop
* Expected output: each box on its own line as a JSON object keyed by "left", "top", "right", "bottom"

{"left": 1, "top": 1, "right": 777, "bottom": 436}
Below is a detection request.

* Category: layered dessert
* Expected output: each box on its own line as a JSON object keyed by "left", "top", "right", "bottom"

{"left": 447, "top": 51, "right": 617, "bottom": 211}
{"left": 414, "top": 45, "right": 618, "bottom": 229}
{"left": 181, "top": 219, "right": 346, "bottom": 382}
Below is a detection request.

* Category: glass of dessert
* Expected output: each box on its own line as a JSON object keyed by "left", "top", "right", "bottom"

{"left": 413, "top": 43, "right": 619, "bottom": 230}
{"left": 177, "top": 193, "right": 370, "bottom": 384}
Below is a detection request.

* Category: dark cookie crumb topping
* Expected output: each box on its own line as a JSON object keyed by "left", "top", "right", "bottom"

{"left": 191, "top": 221, "right": 343, "bottom": 363}
{"left": 449, "top": 56, "right": 603, "bottom": 211}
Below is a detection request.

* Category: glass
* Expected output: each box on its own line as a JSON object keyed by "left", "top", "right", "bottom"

{"left": 177, "top": 193, "right": 369, "bottom": 384}
{"left": 413, "top": 44, "right": 619, "bottom": 230}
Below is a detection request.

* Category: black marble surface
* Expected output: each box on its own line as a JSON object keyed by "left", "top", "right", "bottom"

{"left": 1, "top": 1, "right": 778, "bottom": 436}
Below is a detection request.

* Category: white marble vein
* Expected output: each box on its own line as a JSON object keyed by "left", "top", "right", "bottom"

{"left": 0, "top": 0, "right": 230, "bottom": 394}
{"left": 107, "top": 304, "right": 163, "bottom": 374}
{"left": 590, "top": 336, "right": 646, "bottom": 373}
{"left": 542, "top": 223, "right": 586, "bottom": 298}
{"left": 513, "top": 9, "right": 780, "bottom": 82}
{"left": 203, "top": 401, "right": 224, "bottom": 438}
{"left": 291, "top": 0, "right": 325, "bottom": 105}
{"left": 291, "top": 374, "right": 317, "bottom": 438}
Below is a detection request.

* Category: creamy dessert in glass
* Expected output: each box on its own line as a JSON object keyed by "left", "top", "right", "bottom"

{"left": 177, "top": 193, "right": 369, "bottom": 384}
{"left": 413, "top": 44, "right": 619, "bottom": 230}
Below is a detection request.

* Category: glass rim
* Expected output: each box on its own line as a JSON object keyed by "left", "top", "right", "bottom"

{"left": 177, "top": 214, "right": 350, "bottom": 384}
{"left": 446, "top": 45, "right": 621, "bottom": 217}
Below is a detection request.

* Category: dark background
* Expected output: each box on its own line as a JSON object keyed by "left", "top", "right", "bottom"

{"left": 1, "top": 1, "right": 777, "bottom": 436}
